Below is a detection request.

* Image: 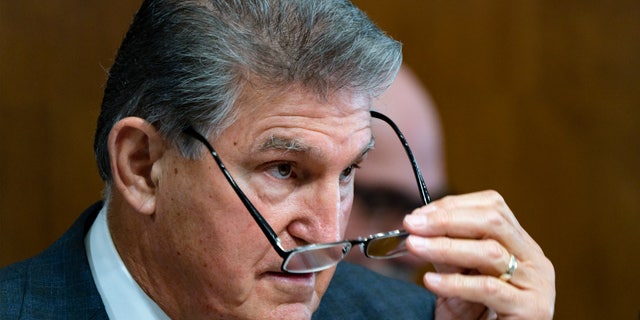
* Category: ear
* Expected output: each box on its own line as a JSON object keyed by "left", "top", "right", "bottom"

{"left": 108, "top": 117, "right": 166, "bottom": 215}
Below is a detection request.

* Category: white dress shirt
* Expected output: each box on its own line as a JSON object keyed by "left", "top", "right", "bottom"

{"left": 85, "top": 206, "right": 171, "bottom": 320}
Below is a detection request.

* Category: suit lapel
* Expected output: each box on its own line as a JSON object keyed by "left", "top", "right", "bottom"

{"left": 21, "top": 202, "right": 108, "bottom": 319}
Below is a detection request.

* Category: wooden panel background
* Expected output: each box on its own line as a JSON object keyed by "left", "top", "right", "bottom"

{"left": 1, "top": 1, "right": 638, "bottom": 319}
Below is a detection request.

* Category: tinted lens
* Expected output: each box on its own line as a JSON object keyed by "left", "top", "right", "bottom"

{"left": 283, "top": 243, "right": 352, "bottom": 273}
{"left": 365, "top": 232, "right": 409, "bottom": 258}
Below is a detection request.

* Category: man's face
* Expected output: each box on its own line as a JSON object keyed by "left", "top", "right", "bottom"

{"left": 148, "top": 86, "right": 372, "bottom": 319}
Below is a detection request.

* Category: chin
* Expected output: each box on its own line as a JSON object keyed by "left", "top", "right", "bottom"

{"left": 269, "top": 303, "right": 316, "bottom": 320}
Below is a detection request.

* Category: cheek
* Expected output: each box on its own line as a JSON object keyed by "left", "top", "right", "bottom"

{"left": 152, "top": 189, "right": 274, "bottom": 314}
{"left": 154, "top": 164, "right": 261, "bottom": 281}
{"left": 160, "top": 183, "right": 256, "bottom": 267}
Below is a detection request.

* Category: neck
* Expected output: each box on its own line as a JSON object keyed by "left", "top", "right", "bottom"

{"left": 107, "top": 195, "right": 183, "bottom": 318}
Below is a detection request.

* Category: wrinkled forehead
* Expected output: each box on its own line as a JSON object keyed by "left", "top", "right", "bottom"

{"left": 224, "top": 84, "right": 373, "bottom": 136}
{"left": 217, "top": 84, "right": 374, "bottom": 154}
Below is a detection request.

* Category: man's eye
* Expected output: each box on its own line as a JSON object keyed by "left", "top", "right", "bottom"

{"left": 340, "top": 164, "right": 359, "bottom": 182}
{"left": 268, "top": 163, "right": 295, "bottom": 180}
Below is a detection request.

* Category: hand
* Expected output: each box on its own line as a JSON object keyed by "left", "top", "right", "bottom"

{"left": 403, "top": 190, "right": 555, "bottom": 319}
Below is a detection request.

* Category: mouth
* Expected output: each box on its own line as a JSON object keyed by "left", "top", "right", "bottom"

{"left": 254, "top": 267, "right": 328, "bottom": 307}
{"left": 262, "top": 270, "right": 317, "bottom": 296}
{"left": 264, "top": 271, "right": 315, "bottom": 283}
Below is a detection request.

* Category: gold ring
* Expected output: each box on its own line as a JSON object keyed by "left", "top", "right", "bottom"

{"left": 499, "top": 254, "right": 518, "bottom": 282}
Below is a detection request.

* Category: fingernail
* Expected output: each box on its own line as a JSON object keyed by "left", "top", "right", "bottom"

{"left": 404, "top": 214, "right": 426, "bottom": 228}
{"left": 425, "top": 272, "right": 442, "bottom": 285}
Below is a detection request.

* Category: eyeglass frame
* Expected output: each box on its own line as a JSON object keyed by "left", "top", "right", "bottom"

{"left": 182, "top": 110, "right": 432, "bottom": 273}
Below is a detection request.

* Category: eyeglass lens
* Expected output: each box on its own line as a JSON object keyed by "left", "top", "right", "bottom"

{"left": 283, "top": 243, "right": 352, "bottom": 273}
{"left": 365, "top": 231, "right": 409, "bottom": 259}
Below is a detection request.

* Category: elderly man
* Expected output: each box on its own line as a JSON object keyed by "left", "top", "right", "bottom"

{"left": 0, "top": 0, "right": 555, "bottom": 319}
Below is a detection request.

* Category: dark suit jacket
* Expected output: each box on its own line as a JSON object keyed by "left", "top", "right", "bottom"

{"left": 1, "top": 203, "right": 435, "bottom": 319}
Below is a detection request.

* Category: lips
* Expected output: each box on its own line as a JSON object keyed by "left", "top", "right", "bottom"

{"left": 265, "top": 271, "right": 315, "bottom": 283}
{"left": 262, "top": 271, "right": 317, "bottom": 298}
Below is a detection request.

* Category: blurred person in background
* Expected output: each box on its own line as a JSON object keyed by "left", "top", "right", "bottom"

{"left": 345, "top": 65, "right": 449, "bottom": 283}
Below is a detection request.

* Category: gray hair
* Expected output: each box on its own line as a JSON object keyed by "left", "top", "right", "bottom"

{"left": 94, "top": 0, "right": 402, "bottom": 196}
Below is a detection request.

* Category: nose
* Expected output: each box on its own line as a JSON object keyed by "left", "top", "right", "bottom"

{"left": 285, "top": 178, "right": 348, "bottom": 246}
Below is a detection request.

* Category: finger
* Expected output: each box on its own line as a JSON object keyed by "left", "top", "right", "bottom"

{"left": 406, "top": 236, "right": 511, "bottom": 277}
{"left": 423, "top": 272, "right": 523, "bottom": 318}
{"left": 424, "top": 271, "right": 555, "bottom": 319}
{"left": 403, "top": 190, "right": 542, "bottom": 258}
{"left": 405, "top": 190, "right": 517, "bottom": 238}
{"left": 434, "top": 296, "right": 487, "bottom": 320}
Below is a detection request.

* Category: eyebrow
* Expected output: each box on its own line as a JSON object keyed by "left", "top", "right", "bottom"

{"left": 258, "top": 135, "right": 310, "bottom": 153}
{"left": 257, "top": 135, "right": 375, "bottom": 163}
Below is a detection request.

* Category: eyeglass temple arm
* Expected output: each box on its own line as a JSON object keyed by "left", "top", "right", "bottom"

{"left": 183, "top": 127, "right": 288, "bottom": 257}
{"left": 370, "top": 111, "right": 432, "bottom": 206}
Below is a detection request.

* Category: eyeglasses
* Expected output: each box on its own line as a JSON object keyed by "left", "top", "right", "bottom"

{"left": 183, "top": 111, "right": 431, "bottom": 274}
